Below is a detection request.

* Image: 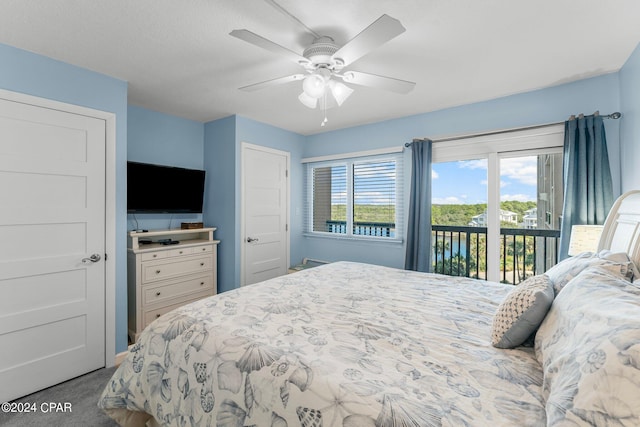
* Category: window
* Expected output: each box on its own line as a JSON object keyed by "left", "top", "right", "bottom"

{"left": 430, "top": 124, "right": 565, "bottom": 283}
{"left": 305, "top": 152, "right": 403, "bottom": 240}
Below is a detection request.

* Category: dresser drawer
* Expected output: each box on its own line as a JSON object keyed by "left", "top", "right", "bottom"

{"left": 140, "top": 245, "right": 212, "bottom": 261}
{"left": 193, "top": 244, "right": 213, "bottom": 255}
{"left": 143, "top": 275, "right": 214, "bottom": 306}
{"left": 141, "top": 251, "right": 166, "bottom": 261}
{"left": 142, "top": 256, "right": 212, "bottom": 283}
{"left": 167, "top": 247, "right": 193, "bottom": 257}
{"left": 143, "top": 292, "right": 212, "bottom": 327}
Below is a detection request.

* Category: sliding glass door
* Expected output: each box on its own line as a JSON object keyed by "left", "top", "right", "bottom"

{"left": 430, "top": 125, "right": 564, "bottom": 283}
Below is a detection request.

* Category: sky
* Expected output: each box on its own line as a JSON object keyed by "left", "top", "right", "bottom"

{"left": 432, "top": 156, "right": 537, "bottom": 204}
{"left": 324, "top": 156, "right": 538, "bottom": 207}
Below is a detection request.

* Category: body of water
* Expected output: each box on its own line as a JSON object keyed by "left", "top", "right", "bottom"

{"left": 434, "top": 236, "right": 468, "bottom": 261}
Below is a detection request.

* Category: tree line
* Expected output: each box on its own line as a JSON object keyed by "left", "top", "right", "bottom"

{"left": 432, "top": 201, "right": 536, "bottom": 226}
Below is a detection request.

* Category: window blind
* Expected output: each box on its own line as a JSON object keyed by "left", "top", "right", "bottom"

{"left": 305, "top": 152, "right": 403, "bottom": 240}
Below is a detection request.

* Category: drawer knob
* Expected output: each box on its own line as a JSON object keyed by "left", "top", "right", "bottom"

{"left": 153, "top": 254, "right": 157, "bottom": 258}
{"left": 156, "top": 314, "right": 161, "bottom": 318}
{"left": 179, "top": 251, "right": 183, "bottom": 254}
{"left": 200, "top": 262, "right": 205, "bottom": 266}
{"left": 156, "top": 292, "right": 161, "bottom": 296}
{"left": 200, "top": 282, "right": 204, "bottom": 286}
{"left": 202, "top": 248, "right": 206, "bottom": 251}
{"left": 156, "top": 270, "right": 161, "bottom": 274}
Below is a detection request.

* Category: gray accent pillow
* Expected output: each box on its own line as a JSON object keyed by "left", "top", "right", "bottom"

{"left": 491, "top": 274, "right": 554, "bottom": 349}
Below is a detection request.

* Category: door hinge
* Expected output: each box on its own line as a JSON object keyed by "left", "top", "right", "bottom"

{"left": 286, "top": 224, "right": 288, "bottom": 232}
{"left": 285, "top": 169, "right": 288, "bottom": 178}
{"left": 105, "top": 253, "right": 108, "bottom": 261}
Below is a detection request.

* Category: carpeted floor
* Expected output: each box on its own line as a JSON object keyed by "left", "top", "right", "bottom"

{"left": 0, "top": 367, "right": 119, "bottom": 427}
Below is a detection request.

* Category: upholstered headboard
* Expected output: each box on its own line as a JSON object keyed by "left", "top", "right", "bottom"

{"left": 598, "top": 190, "right": 640, "bottom": 268}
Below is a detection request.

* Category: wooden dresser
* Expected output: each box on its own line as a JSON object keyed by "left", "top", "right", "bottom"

{"left": 127, "top": 228, "right": 219, "bottom": 342}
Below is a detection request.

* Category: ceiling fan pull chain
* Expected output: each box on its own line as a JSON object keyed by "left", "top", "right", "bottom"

{"left": 321, "top": 91, "right": 328, "bottom": 126}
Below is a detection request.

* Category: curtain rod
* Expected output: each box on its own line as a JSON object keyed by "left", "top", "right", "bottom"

{"left": 404, "top": 111, "right": 622, "bottom": 147}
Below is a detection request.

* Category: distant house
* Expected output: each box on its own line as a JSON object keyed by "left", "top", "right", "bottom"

{"left": 522, "top": 208, "right": 537, "bottom": 229}
{"left": 468, "top": 209, "right": 518, "bottom": 227}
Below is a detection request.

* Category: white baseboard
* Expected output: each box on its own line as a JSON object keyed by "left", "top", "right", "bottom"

{"left": 114, "top": 344, "right": 134, "bottom": 366}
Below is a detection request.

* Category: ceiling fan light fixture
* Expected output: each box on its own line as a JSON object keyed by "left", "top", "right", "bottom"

{"left": 298, "top": 91, "right": 318, "bottom": 108}
{"left": 302, "top": 73, "right": 326, "bottom": 98}
{"left": 328, "top": 80, "right": 353, "bottom": 106}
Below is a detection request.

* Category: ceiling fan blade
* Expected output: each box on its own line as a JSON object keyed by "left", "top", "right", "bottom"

{"left": 333, "top": 14, "right": 406, "bottom": 67}
{"left": 263, "top": 0, "right": 320, "bottom": 39}
{"left": 239, "top": 74, "right": 305, "bottom": 92}
{"left": 342, "top": 71, "right": 415, "bottom": 94}
{"left": 230, "top": 29, "right": 309, "bottom": 66}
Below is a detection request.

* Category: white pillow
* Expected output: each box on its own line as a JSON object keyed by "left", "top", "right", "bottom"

{"left": 545, "top": 250, "right": 636, "bottom": 295}
{"left": 535, "top": 266, "right": 640, "bottom": 425}
{"left": 491, "top": 274, "right": 554, "bottom": 349}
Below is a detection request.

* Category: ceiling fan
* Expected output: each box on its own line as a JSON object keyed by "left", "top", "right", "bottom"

{"left": 230, "top": 1, "right": 416, "bottom": 124}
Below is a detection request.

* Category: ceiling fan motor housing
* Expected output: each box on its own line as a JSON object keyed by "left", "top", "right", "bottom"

{"left": 303, "top": 36, "right": 343, "bottom": 70}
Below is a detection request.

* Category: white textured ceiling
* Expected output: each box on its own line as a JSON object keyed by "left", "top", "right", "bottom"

{"left": 1, "top": 0, "right": 639, "bottom": 135}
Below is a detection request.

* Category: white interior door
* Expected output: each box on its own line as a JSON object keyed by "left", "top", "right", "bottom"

{"left": 242, "top": 143, "right": 289, "bottom": 286}
{"left": 0, "top": 97, "right": 106, "bottom": 402}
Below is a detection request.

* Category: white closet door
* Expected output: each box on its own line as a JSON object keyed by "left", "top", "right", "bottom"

{"left": 0, "top": 96, "right": 106, "bottom": 402}
{"left": 242, "top": 143, "right": 290, "bottom": 286}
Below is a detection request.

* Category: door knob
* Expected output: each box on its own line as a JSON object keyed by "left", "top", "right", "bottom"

{"left": 81, "top": 253, "right": 102, "bottom": 264}
{"left": 246, "top": 237, "right": 259, "bottom": 243}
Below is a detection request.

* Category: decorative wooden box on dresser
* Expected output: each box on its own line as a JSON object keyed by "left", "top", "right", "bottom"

{"left": 127, "top": 227, "right": 219, "bottom": 342}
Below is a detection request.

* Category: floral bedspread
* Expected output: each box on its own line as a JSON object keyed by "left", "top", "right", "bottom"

{"left": 99, "top": 261, "right": 546, "bottom": 426}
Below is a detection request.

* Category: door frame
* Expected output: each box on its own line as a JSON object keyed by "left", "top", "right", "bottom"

{"left": 240, "top": 142, "right": 290, "bottom": 287}
{"left": 0, "top": 88, "right": 117, "bottom": 367}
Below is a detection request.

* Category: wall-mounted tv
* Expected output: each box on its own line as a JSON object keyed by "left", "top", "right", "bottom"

{"left": 127, "top": 161, "right": 206, "bottom": 213}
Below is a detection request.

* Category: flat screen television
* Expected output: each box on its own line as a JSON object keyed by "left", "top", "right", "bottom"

{"left": 127, "top": 161, "right": 206, "bottom": 213}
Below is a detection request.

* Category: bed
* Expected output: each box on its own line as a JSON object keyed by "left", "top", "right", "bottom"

{"left": 99, "top": 191, "right": 640, "bottom": 426}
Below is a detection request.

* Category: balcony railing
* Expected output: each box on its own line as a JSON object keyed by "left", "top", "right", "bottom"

{"left": 432, "top": 225, "right": 561, "bottom": 284}
{"left": 321, "top": 221, "right": 560, "bottom": 285}
{"left": 325, "top": 220, "right": 395, "bottom": 237}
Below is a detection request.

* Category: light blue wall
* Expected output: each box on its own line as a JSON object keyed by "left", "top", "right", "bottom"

{"left": 0, "top": 43, "right": 130, "bottom": 353}
{"left": 620, "top": 43, "right": 640, "bottom": 192}
{"left": 128, "top": 105, "right": 204, "bottom": 168}
{"left": 203, "top": 115, "right": 237, "bottom": 293}
{"left": 127, "top": 105, "right": 205, "bottom": 231}
{"left": 303, "top": 73, "right": 623, "bottom": 269}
